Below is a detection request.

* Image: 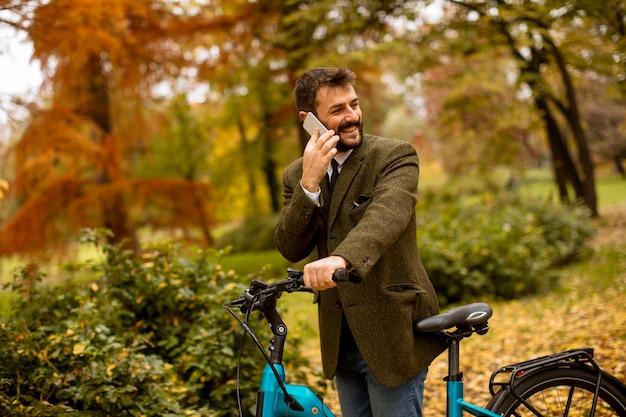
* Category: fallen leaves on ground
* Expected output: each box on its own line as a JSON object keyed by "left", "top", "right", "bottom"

{"left": 297, "top": 204, "right": 626, "bottom": 417}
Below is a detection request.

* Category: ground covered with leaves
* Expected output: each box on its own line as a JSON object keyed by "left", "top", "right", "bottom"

{"left": 298, "top": 203, "right": 626, "bottom": 416}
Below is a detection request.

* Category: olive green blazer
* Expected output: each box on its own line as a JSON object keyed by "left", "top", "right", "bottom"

{"left": 274, "top": 134, "right": 446, "bottom": 387}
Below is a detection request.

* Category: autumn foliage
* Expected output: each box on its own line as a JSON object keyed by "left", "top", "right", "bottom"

{"left": 1, "top": 0, "right": 624, "bottom": 259}
{"left": 0, "top": 0, "right": 232, "bottom": 256}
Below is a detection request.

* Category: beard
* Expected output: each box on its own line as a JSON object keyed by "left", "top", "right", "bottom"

{"left": 336, "top": 120, "right": 364, "bottom": 152}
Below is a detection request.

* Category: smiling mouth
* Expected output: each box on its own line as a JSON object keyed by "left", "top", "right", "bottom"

{"left": 339, "top": 122, "right": 360, "bottom": 134}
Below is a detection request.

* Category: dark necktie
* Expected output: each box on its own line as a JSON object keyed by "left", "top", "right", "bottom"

{"left": 329, "top": 159, "right": 339, "bottom": 193}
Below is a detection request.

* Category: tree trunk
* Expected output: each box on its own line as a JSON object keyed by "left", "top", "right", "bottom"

{"left": 259, "top": 112, "right": 281, "bottom": 213}
{"left": 536, "top": 96, "right": 572, "bottom": 204}
{"left": 189, "top": 181, "right": 214, "bottom": 247}
{"left": 82, "top": 53, "right": 138, "bottom": 248}
{"left": 545, "top": 36, "right": 598, "bottom": 216}
{"left": 615, "top": 154, "right": 626, "bottom": 178}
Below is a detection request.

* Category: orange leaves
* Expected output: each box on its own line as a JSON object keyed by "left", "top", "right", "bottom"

{"left": 0, "top": 179, "right": 9, "bottom": 200}
{"left": 0, "top": 173, "right": 85, "bottom": 257}
{"left": 131, "top": 178, "right": 213, "bottom": 230}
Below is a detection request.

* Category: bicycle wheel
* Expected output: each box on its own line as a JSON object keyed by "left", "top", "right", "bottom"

{"left": 486, "top": 365, "right": 626, "bottom": 417}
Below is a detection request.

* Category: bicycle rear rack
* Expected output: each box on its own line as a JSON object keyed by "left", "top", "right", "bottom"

{"left": 489, "top": 347, "right": 598, "bottom": 396}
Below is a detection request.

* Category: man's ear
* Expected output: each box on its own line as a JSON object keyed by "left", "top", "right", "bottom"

{"left": 298, "top": 111, "right": 308, "bottom": 122}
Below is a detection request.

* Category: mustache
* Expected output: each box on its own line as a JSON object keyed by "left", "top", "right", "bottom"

{"left": 338, "top": 120, "right": 361, "bottom": 131}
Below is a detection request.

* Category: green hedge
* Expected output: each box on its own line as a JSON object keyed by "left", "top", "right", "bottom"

{"left": 417, "top": 192, "right": 595, "bottom": 305}
{"left": 0, "top": 230, "right": 312, "bottom": 416}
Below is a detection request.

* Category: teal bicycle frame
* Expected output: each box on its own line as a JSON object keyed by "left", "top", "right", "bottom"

{"left": 257, "top": 364, "right": 334, "bottom": 416}
{"left": 227, "top": 273, "right": 500, "bottom": 417}
{"left": 251, "top": 296, "right": 500, "bottom": 417}
{"left": 445, "top": 339, "right": 501, "bottom": 417}
{"left": 255, "top": 337, "right": 501, "bottom": 417}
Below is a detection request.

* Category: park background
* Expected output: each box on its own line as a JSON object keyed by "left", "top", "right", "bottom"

{"left": 0, "top": 1, "right": 624, "bottom": 416}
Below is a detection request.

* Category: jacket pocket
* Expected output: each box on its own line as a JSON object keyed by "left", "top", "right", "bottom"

{"left": 350, "top": 194, "right": 371, "bottom": 210}
{"left": 383, "top": 284, "right": 426, "bottom": 302}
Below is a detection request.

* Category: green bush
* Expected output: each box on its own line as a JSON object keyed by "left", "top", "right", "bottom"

{"left": 417, "top": 192, "right": 595, "bottom": 306}
{"left": 215, "top": 214, "right": 280, "bottom": 253}
{"left": 0, "top": 229, "right": 313, "bottom": 416}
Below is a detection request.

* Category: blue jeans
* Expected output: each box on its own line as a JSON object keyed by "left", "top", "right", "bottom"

{"left": 335, "top": 339, "right": 428, "bottom": 417}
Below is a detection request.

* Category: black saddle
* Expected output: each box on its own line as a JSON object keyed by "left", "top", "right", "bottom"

{"left": 414, "top": 302, "right": 493, "bottom": 333}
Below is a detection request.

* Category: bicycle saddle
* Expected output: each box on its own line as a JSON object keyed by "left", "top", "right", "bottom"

{"left": 414, "top": 302, "right": 493, "bottom": 332}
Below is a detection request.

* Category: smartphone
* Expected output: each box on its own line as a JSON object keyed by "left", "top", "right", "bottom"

{"left": 303, "top": 112, "right": 329, "bottom": 136}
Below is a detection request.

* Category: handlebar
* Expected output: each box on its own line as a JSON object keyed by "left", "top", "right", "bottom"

{"left": 331, "top": 268, "right": 362, "bottom": 284}
{"left": 224, "top": 267, "right": 359, "bottom": 413}
{"left": 227, "top": 268, "right": 360, "bottom": 312}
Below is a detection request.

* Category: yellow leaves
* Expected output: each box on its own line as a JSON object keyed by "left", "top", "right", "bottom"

{"left": 37, "top": 346, "right": 50, "bottom": 362}
{"left": 72, "top": 343, "right": 86, "bottom": 355}
{"left": 422, "top": 265, "right": 626, "bottom": 417}
{"left": 90, "top": 282, "right": 99, "bottom": 292}
{"left": 106, "top": 364, "right": 116, "bottom": 376}
{"left": 117, "top": 349, "right": 128, "bottom": 361}
{"left": 166, "top": 386, "right": 188, "bottom": 394}
{"left": 0, "top": 179, "right": 9, "bottom": 200}
{"left": 222, "top": 282, "right": 239, "bottom": 292}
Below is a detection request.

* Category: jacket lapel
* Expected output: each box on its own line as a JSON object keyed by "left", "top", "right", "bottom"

{"left": 328, "top": 139, "right": 368, "bottom": 228}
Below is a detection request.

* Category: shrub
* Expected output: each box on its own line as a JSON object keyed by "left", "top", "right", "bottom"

{"left": 417, "top": 192, "right": 595, "bottom": 306}
{"left": 0, "top": 229, "right": 313, "bottom": 416}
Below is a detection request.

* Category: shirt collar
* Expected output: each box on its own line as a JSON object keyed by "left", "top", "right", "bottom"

{"left": 334, "top": 149, "right": 353, "bottom": 167}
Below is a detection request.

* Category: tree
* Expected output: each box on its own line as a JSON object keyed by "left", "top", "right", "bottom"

{"left": 391, "top": 0, "right": 624, "bottom": 217}
{"left": 7, "top": 0, "right": 570, "bottom": 259}
{"left": 442, "top": 0, "right": 625, "bottom": 216}
{"left": 0, "top": 0, "right": 246, "bottom": 256}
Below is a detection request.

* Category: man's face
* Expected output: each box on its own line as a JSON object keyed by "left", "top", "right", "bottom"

{"left": 315, "top": 85, "right": 363, "bottom": 152}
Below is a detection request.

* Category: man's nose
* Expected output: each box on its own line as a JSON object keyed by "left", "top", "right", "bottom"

{"left": 345, "top": 107, "right": 360, "bottom": 122}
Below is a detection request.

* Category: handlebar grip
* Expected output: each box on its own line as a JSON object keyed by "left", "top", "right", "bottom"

{"left": 332, "top": 269, "right": 362, "bottom": 284}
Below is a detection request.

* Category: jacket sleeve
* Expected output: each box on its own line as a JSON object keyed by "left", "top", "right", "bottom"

{"left": 274, "top": 162, "right": 322, "bottom": 263}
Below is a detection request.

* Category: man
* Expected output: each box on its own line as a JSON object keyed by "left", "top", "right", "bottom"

{"left": 274, "top": 67, "right": 446, "bottom": 417}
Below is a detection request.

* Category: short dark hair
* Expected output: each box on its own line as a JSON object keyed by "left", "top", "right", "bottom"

{"left": 294, "top": 68, "right": 356, "bottom": 113}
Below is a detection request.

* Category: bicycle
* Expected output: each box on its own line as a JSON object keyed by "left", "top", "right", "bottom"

{"left": 224, "top": 268, "right": 626, "bottom": 417}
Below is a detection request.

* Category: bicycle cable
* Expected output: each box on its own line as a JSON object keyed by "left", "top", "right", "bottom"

{"left": 234, "top": 312, "right": 247, "bottom": 417}
{"left": 224, "top": 292, "right": 304, "bottom": 414}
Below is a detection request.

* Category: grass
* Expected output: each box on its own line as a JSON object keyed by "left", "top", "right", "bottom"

{"left": 518, "top": 167, "right": 626, "bottom": 208}
{"left": 207, "top": 249, "right": 292, "bottom": 277}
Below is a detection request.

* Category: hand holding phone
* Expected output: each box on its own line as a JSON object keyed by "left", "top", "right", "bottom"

{"left": 300, "top": 112, "right": 338, "bottom": 192}
{"left": 303, "top": 112, "right": 328, "bottom": 136}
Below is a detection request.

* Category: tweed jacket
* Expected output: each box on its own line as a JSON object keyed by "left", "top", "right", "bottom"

{"left": 274, "top": 134, "right": 447, "bottom": 387}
